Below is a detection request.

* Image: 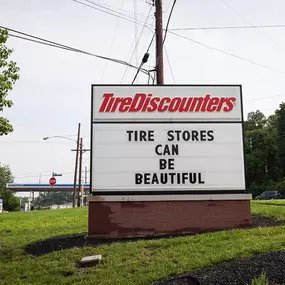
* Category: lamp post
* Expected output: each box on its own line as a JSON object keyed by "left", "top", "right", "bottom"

{"left": 43, "top": 136, "right": 77, "bottom": 142}
{"left": 43, "top": 123, "right": 81, "bottom": 208}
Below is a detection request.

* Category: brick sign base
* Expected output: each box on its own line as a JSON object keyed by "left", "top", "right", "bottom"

{"left": 88, "top": 195, "right": 252, "bottom": 238}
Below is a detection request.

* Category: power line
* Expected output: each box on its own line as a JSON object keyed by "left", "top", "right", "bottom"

{"left": 163, "top": 0, "right": 177, "bottom": 44}
{"left": 14, "top": 172, "right": 73, "bottom": 179}
{"left": 219, "top": 0, "right": 284, "bottom": 51}
{"left": 134, "top": 0, "right": 139, "bottom": 69}
{"left": 246, "top": 94, "right": 285, "bottom": 101}
{"left": 72, "top": 0, "right": 153, "bottom": 31}
{"left": 168, "top": 30, "right": 285, "bottom": 75}
{"left": 82, "top": 0, "right": 142, "bottom": 17}
{"left": 164, "top": 45, "right": 175, "bottom": 83}
{"left": 1, "top": 25, "right": 151, "bottom": 79}
{"left": 101, "top": 0, "right": 125, "bottom": 82}
{"left": 14, "top": 170, "right": 55, "bottom": 176}
{"left": 169, "top": 24, "right": 285, "bottom": 31}
{"left": 131, "top": 33, "right": 155, "bottom": 84}
{"left": 120, "top": 6, "right": 153, "bottom": 83}
{"left": 74, "top": 0, "right": 135, "bottom": 22}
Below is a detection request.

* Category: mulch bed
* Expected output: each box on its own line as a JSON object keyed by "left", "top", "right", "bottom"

{"left": 154, "top": 251, "right": 285, "bottom": 285}
{"left": 25, "top": 215, "right": 285, "bottom": 257}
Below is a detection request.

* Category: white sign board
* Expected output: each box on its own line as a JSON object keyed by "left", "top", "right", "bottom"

{"left": 0, "top": 199, "right": 3, "bottom": 213}
{"left": 91, "top": 85, "right": 245, "bottom": 194}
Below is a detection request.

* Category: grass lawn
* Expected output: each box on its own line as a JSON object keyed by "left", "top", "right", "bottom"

{"left": 0, "top": 204, "right": 285, "bottom": 285}
{"left": 251, "top": 200, "right": 285, "bottom": 220}
{"left": 252, "top": 199, "right": 285, "bottom": 206}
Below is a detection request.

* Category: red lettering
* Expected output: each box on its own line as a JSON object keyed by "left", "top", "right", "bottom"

{"left": 142, "top": 94, "right": 153, "bottom": 111}
{"left": 98, "top": 93, "right": 237, "bottom": 113}
{"left": 190, "top": 97, "right": 204, "bottom": 112}
{"left": 200, "top": 94, "right": 211, "bottom": 111}
{"left": 178, "top": 98, "right": 193, "bottom": 112}
{"left": 147, "top": 97, "right": 160, "bottom": 112}
{"left": 110, "top": 97, "right": 124, "bottom": 112}
{"left": 207, "top": 97, "right": 220, "bottom": 112}
{"left": 169, "top": 97, "right": 182, "bottom": 112}
{"left": 216, "top": 97, "right": 227, "bottom": 111}
{"left": 99, "top": 93, "right": 113, "bottom": 112}
{"left": 119, "top": 97, "right": 132, "bottom": 112}
{"left": 223, "top": 97, "right": 236, "bottom": 112}
{"left": 158, "top": 97, "right": 171, "bottom": 112}
{"left": 129, "top": 94, "right": 146, "bottom": 112}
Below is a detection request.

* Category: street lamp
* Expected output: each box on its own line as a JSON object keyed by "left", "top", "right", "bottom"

{"left": 43, "top": 124, "right": 81, "bottom": 208}
{"left": 43, "top": 136, "right": 76, "bottom": 142}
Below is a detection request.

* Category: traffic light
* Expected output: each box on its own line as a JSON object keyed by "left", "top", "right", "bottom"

{"left": 265, "top": 165, "right": 268, "bottom": 173}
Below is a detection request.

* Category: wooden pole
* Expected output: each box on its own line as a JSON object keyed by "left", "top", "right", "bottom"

{"left": 77, "top": 138, "right": 83, "bottom": 207}
{"left": 73, "top": 123, "right": 80, "bottom": 207}
{"left": 155, "top": 0, "right": 164, "bottom": 85}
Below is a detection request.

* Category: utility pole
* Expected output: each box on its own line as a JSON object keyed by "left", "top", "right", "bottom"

{"left": 73, "top": 123, "right": 81, "bottom": 207}
{"left": 155, "top": 0, "right": 164, "bottom": 85}
{"left": 77, "top": 138, "right": 83, "bottom": 207}
{"left": 84, "top": 166, "right": 88, "bottom": 206}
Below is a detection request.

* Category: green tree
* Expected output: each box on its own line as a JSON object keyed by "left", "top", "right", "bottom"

{"left": 244, "top": 110, "right": 281, "bottom": 194}
{"left": 276, "top": 103, "right": 285, "bottom": 176}
{"left": 244, "top": 110, "right": 267, "bottom": 132}
{"left": 0, "top": 28, "right": 20, "bottom": 136}
{"left": 0, "top": 163, "right": 13, "bottom": 189}
{"left": 245, "top": 128, "right": 279, "bottom": 187}
{"left": 266, "top": 113, "right": 278, "bottom": 129}
{"left": 0, "top": 164, "right": 19, "bottom": 211}
{"left": 34, "top": 192, "right": 73, "bottom": 208}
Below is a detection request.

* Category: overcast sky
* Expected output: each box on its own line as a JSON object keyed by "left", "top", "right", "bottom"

{"left": 1, "top": 0, "right": 285, "bottom": 193}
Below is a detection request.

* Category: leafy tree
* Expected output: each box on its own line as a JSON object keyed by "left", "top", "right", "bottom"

{"left": 0, "top": 28, "right": 20, "bottom": 136}
{"left": 244, "top": 110, "right": 282, "bottom": 195}
{"left": 0, "top": 164, "right": 19, "bottom": 211}
{"left": 34, "top": 192, "right": 73, "bottom": 208}
{"left": 244, "top": 110, "right": 266, "bottom": 132}
{"left": 266, "top": 113, "right": 278, "bottom": 129}
{"left": 276, "top": 103, "right": 285, "bottom": 176}
{"left": 0, "top": 163, "right": 13, "bottom": 189}
{"left": 245, "top": 127, "right": 279, "bottom": 188}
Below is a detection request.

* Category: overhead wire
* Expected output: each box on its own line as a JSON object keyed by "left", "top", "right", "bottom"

{"left": 82, "top": 0, "right": 142, "bottom": 17}
{"left": 131, "top": 0, "right": 175, "bottom": 85}
{"left": 218, "top": 0, "right": 284, "bottom": 51}
{"left": 160, "top": 0, "right": 177, "bottom": 84}
{"left": 131, "top": 33, "right": 156, "bottom": 84}
{"left": 134, "top": 0, "right": 139, "bottom": 69}
{"left": 162, "top": 0, "right": 177, "bottom": 44}
{"left": 247, "top": 94, "right": 285, "bottom": 101}
{"left": 164, "top": 45, "right": 175, "bottom": 83}
{"left": 73, "top": 0, "right": 136, "bottom": 22}
{"left": 101, "top": 0, "right": 125, "bottom": 82}
{"left": 168, "top": 30, "right": 285, "bottom": 75}
{"left": 14, "top": 172, "right": 73, "bottom": 179}
{"left": 120, "top": 5, "right": 154, "bottom": 83}
{"left": 0, "top": 25, "right": 151, "bottom": 79}
{"left": 169, "top": 24, "right": 285, "bottom": 31}
{"left": 72, "top": 0, "right": 153, "bottom": 32}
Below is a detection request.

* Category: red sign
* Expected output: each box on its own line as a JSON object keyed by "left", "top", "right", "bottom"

{"left": 98, "top": 93, "right": 236, "bottom": 113}
{"left": 49, "top": 177, "right": 56, "bottom": 186}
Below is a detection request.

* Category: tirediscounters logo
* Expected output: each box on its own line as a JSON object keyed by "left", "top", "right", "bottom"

{"left": 98, "top": 93, "right": 237, "bottom": 113}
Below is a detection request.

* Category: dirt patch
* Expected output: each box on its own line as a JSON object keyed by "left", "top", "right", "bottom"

{"left": 154, "top": 251, "right": 285, "bottom": 285}
{"left": 251, "top": 214, "right": 285, "bottom": 227}
{"left": 25, "top": 215, "right": 285, "bottom": 257}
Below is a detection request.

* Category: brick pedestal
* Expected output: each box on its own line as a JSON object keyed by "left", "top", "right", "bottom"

{"left": 88, "top": 194, "right": 252, "bottom": 238}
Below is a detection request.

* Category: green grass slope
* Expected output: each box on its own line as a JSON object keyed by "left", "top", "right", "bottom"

{"left": 0, "top": 204, "right": 284, "bottom": 285}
